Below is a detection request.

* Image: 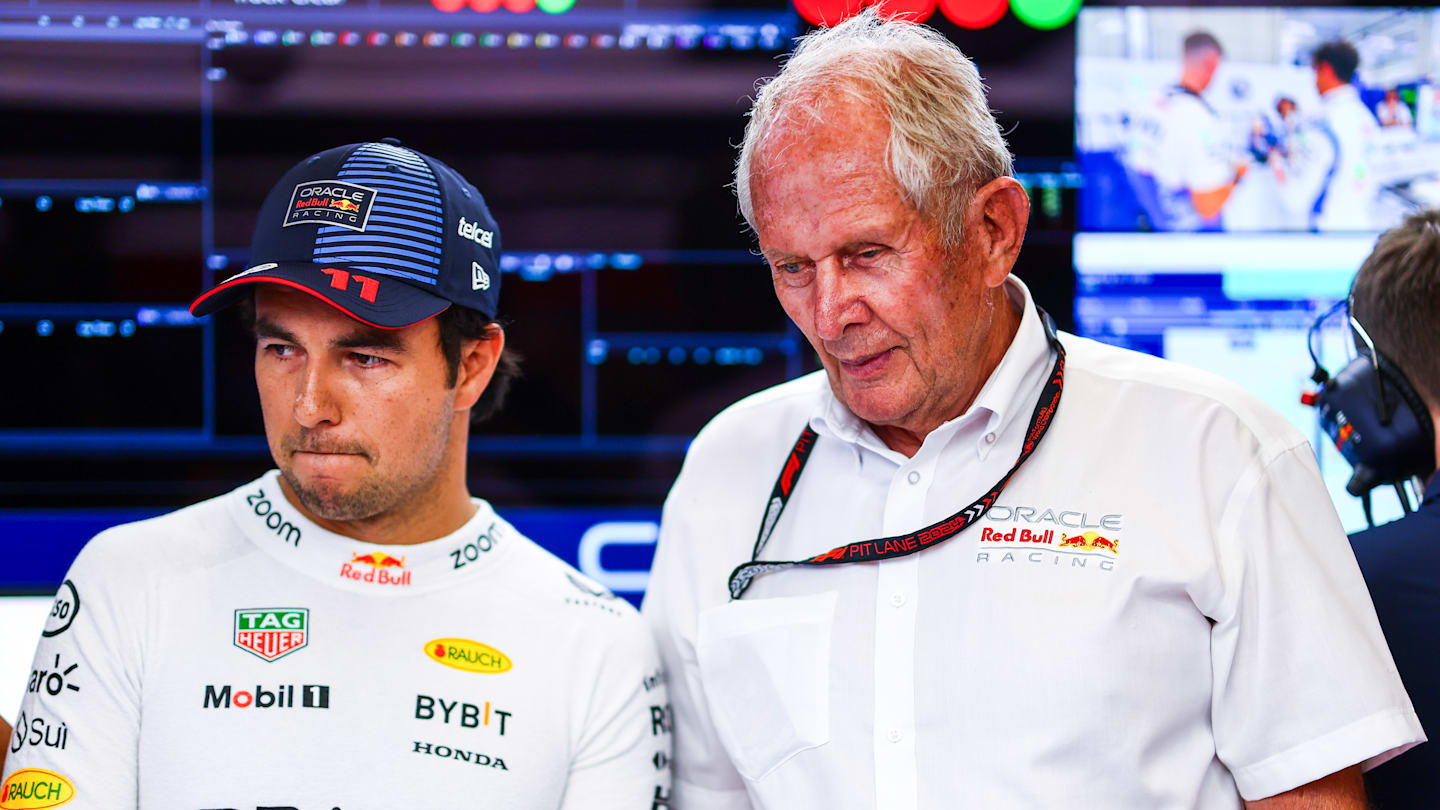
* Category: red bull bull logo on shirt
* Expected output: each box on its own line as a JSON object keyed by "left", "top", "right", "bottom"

{"left": 976, "top": 506, "right": 1124, "bottom": 572}
{"left": 340, "top": 551, "right": 412, "bottom": 587}
{"left": 1056, "top": 531, "right": 1120, "bottom": 553}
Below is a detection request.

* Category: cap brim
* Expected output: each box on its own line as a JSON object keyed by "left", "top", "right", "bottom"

{"left": 190, "top": 262, "right": 450, "bottom": 330}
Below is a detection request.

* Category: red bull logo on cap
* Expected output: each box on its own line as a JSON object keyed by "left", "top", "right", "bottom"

{"left": 340, "top": 551, "right": 412, "bottom": 587}
{"left": 284, "top": 179, "right": 377, "bottom": 232}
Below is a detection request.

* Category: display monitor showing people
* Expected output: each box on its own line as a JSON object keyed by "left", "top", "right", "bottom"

{"left": 1077, "top": 6, "right": 1440, "bottom": 233}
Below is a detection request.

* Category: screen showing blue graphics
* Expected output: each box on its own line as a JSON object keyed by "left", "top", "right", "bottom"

{"left": 1077, "top": 6, "right": 1440, "bottom": 233}
{"left": 1073, "top": 231, "right": 1410, "bottom": 533}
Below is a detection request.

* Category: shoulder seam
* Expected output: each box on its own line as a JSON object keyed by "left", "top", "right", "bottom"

{"left": 1067, "top": 355, "right": 1302, "bottom": 458}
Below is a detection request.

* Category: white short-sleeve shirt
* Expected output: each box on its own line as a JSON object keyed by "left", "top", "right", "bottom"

{"left": 1128, "top": 87, "right": 1235, "bottom": 230}
{"left": 2, "top": 471, "right": 672, "bottom": 809}
{"left": 643, "top": 276, "right": 1422, "bottom": 810}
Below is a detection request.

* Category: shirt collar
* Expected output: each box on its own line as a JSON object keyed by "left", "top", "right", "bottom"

{"left": 809, "top": 274, "right": 1053, "bottom": 462}
{"left": 1322, "top": 84, "right": 1360, "bottom": 105}
{"left": 225, "top": 470, "right": 513, "bottom": 594}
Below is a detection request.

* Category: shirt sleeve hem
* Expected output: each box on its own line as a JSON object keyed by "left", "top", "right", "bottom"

{"left": 1230, "top": 706, "right": 1426, "bottom": 801}
{"left": 675, "top": 778, "right": 754, "bottom": 810}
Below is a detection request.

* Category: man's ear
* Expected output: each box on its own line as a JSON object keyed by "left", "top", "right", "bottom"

{"left": 965, "top": 176, "right": 1030, "bottom": 289}
{"left": 453, "top": 325, "right": 504, "bottom": 412}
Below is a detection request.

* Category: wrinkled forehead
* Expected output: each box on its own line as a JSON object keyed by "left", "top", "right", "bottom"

{"left": 751, "top": 94, "right": 895, "bottom": 203}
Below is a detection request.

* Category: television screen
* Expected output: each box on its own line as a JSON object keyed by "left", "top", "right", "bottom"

{"left": 1073, "top": 230, "right": 1410, "bottom": 533}
{"left": 1077, "top": 6, "right": 1440, "bottom": 233}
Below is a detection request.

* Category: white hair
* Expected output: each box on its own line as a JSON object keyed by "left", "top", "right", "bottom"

{"left": 735, "top": 9, "right": 1014, "bottom": 248}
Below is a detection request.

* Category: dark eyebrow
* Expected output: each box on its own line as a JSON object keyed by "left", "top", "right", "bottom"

{"left": 254, "top": 316, "right": 298, "bottom": 344}
{"left": 254, "top": 315, "right": 407, "bottom": 354}
{"left": 332, "top": 328, "right": 406, "bottom": 354}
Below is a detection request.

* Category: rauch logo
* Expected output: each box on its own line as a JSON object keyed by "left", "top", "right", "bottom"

{"left": 0, "top": 768, "right": 75, "bottom": 810}
{"left": 424, "top": 638, "right": 511, "bottom": 674}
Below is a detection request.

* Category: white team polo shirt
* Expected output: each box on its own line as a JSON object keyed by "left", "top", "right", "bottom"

{"left": 3, "top": 470, "right": 672, "bottom": 809}
{"left": 643, "top": 276, "right": 1422, "bottom": 810}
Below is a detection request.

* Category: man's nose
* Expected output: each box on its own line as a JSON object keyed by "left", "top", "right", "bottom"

{"left": 812, "top": 257, "right": 868, "bottom": 341}
{"left": 293, "top": 361, "right": 340, "bottom": 428}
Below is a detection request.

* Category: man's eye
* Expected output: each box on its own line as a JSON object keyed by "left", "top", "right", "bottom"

{"left": 858, "top": 248, "right": 883, "bottom": 259}
{"left": 263, "top": 343, "right": 295, "bottom": 357}
{"left": 352, "top": 352, "right": 386, "bottom": 368}
{"left": 779, "top": 262, "right": 804, "bottom": 274}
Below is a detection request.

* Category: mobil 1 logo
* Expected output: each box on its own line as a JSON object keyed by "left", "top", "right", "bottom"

{"left": 203, "top": 683, "right": 330, "bottom": 709}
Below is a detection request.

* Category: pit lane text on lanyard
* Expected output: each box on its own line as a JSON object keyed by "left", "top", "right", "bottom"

{"left": 728, "top": 306, "right": 1067, "bottom": 600}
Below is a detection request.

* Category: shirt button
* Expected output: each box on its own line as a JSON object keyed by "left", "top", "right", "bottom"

{"left": 985, "top": 432, "right": 997, "bottom": 444}
{"left": 887, "top": 729, "right": 903, "bottom": 743}
{"left": 906, "top": 471, "right": 921, "bottom": 485}
{"left": 889, "top": 592, "right": 906, "bottom": 608}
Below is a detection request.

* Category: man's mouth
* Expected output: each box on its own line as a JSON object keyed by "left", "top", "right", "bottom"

{"left": 834, "top": 348, "right": 895, "bottom": 378}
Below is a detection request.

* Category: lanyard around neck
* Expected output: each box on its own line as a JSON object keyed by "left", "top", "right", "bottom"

{"left": 728, "top": 306, "right": 1066, "bottom": 600}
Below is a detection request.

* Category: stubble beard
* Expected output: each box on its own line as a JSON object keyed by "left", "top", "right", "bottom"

{"left": 279, "top": 416, "right": 452, "bottom": 523}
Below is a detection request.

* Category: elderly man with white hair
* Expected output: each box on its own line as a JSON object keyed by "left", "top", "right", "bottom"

{"left": 642, "top": 10, "right": 1422, "bottom": 810}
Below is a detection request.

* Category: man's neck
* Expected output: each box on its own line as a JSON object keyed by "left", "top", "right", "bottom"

{"left": 870, "top": 289, "right": 1023, "bottom": 458}
{"left": 279, "top": 470, "right": 477, "bottom": 546}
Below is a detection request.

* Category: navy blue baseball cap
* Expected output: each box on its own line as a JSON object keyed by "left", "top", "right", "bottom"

{"left": 191, "top": 140, "right": 502, "bottom": 328}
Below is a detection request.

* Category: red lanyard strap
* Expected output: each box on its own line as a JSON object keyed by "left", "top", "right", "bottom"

{"left": 728, "top": 307, "right": 1066, "bottom": 600}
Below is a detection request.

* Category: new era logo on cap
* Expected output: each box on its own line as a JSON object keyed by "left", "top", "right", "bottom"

{"left": 472, "top": 262, "right": 490, "bottom": 291}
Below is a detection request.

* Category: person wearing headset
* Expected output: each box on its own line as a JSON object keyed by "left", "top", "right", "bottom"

{"left": 1336, "top": 209, "right": 1440, "bottom": 806}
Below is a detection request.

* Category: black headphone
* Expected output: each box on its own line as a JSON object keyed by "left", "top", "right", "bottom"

{"left": 1304, "top": 297, "right": 1436, "bottom": 526}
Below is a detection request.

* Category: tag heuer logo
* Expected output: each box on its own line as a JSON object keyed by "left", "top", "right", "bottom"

{"left": 234, "top": 608, "right": 309, "bottom": 662}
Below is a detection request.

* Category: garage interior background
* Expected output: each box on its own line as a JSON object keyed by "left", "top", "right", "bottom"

{"left": 2, "top": 0, "right": 1431, "bottom": 715}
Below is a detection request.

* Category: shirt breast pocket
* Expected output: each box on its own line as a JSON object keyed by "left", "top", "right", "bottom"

{"left": 695, "top": 590, "right": 836, "bottom": 782}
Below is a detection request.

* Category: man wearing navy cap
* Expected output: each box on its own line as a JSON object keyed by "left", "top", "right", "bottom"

{"left": 2, "top": 141, "right": 672, "bottom": 809}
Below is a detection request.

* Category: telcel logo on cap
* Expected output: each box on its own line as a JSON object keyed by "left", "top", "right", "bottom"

{"left": 285, "top": 180, "right": 377, "bottom": 232}
{"left": 458, "top": 216, "right": 494, "bottom": 248}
